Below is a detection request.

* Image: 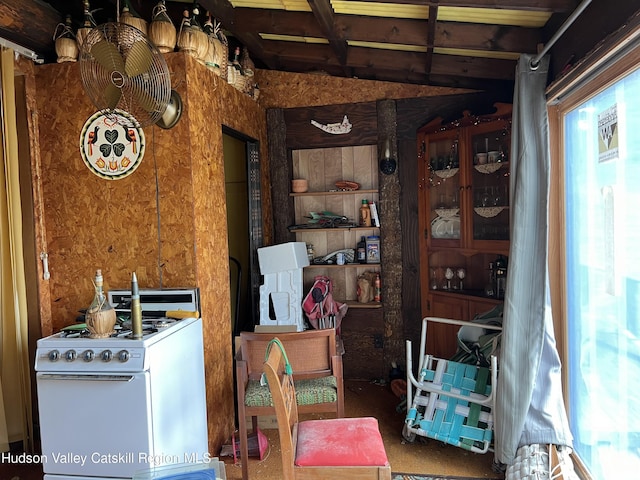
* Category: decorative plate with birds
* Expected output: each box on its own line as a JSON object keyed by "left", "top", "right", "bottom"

{"left": 79, "top": 109, "right": 145, "bottom": 180}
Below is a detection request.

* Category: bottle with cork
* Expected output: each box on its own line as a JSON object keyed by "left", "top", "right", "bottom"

{"left": 359, "top": 199, "right": 372, "bottom": 227}
{"left": 85, "top": 269, "right": 117, "bottom": 338}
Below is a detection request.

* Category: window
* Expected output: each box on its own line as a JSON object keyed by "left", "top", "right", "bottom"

{"left": 561, "top": 60, "right": 640, "bottom": 478}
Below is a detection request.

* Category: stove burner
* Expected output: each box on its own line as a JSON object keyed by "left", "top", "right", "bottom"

{"left": 59, "top": 318, "right": 179, "bottom": 339}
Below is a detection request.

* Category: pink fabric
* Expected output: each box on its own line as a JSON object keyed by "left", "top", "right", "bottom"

{"left": 295, "top": 417, "right": 389, "bottom": 467}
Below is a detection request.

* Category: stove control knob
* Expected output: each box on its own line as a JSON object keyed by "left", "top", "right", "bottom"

{"left": 83, "top": 350, "right": 95, "bottom": 362}
{"left": 117, "top": 350, "right": 130, "bottom": 362}
{"left": 48, "top": 350, "right": 60, "bottom": 362}
{"left": 65, "top": 350, "right": 77, "bottom": 362}
{"left": 101, "top": 350, "right": 113, "bottom": 362}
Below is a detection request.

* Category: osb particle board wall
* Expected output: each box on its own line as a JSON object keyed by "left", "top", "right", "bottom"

{"left": 254, "top": 68, "right": 474, "bottom": 109}
{"left": 31, "top": 52, "right": 268, "bottom": 454}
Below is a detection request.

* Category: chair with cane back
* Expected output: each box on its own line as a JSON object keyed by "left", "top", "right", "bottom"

{"left": 263, "top": 337, "right": 391, "bottom": 480}
{"left": 235, "top": 328, "right": 345, "bottom": 480}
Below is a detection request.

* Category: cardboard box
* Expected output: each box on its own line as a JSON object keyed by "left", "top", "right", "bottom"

{"left": 257, "top": 242, "right": 309, "bottom": 274}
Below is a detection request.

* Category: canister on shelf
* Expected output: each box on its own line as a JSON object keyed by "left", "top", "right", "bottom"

{"left": 359, "top": 199, "right": 372, "bottom": 227}
{"left": 366, "top": 235, "right": 380, "bottom": 264}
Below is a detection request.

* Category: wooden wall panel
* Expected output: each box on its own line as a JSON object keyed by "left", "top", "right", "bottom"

{"left": 32, "top": 52, "right": 268, "bottom": 457}
{"left": 341, "top": 308, "right": 385, "bottom": 380}
{"left": 254, "top": 69, "right": 474, "bottom": 109}
{"left": 284, "top": 102, "right": 378, "bottom": 149}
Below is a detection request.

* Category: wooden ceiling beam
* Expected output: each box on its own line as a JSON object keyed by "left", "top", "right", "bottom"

{"left": 264, "top": 54, "right": 515, "bottom": 91}
{"left": 0, "top": 0, "right": 62, "bottom": 60}
{"left": 424, "top": 3, "right": 438, "bottom": 86}
{"left": 306, "top": 0, "right": 350, "bottom": 71}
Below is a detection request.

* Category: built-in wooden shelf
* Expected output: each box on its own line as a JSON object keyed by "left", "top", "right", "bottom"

{"left": 290, "top": 189, "right": 378, "bottom": 197}
{"left": 305, "top": 263, "right": 380, "bottom": 268}
{"left": 290, "top": 227, "right": 380, "bottom": 233}
{"left": 344, "top": 300, "right": 383, "bottom": 309}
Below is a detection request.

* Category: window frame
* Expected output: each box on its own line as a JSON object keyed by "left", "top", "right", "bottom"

{"left": 547, "top": 22, "right": 640, "bottom": 480}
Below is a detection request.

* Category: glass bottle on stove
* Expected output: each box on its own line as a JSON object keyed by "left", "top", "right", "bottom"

{"left": 85, "top": 269, "right": 117, "bottom": 338}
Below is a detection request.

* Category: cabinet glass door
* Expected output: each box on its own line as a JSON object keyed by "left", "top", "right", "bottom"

{"left": 469, "top": 124, "right": 510, "bottom": 243}
{"left": 426, "top": 132, "right": 461, "bottom": 244}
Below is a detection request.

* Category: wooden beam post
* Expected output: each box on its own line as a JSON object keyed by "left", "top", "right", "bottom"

{"left": 377, "top": 98, "right": 404, "bottom": 369}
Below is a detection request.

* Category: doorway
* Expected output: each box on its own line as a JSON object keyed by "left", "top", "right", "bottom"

{"left": 223, "top": 128, "right": 262, "bottom": 337}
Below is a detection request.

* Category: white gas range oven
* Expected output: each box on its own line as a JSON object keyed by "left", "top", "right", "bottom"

{"left": 34, "top": 288, "right": 210, "bottom": 480}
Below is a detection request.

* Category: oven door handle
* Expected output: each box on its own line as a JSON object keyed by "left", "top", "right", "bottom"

{"left": 37, "top": 373, "right": 135, "bottom": 382}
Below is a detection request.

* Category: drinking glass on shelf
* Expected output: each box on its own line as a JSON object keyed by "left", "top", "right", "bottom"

{"left": 456, "top": 268, "right": 466, "bottom": 290}
{"left": 493, "top": 188, "right": 501, "bottom": 206}
{"left": 445, "top": 267, "right": 454, "bottom": 290}
{"left": 481, "top": 187, "right": 491, "bottom": 207}
{"left": 430, "top": 268, "right": 438, "bottom": 290}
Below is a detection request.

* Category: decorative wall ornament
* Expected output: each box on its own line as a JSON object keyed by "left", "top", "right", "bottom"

{"left": 79, "top": 109, "right": 145, "bottom": 180}
{"left": 311, "top": 115, "right": 352, "bottom": 134}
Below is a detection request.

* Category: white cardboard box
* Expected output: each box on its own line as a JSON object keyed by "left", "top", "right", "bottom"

{"left": 257, "top": 241, "right": 309, "bottom": 274}
{"left": 257, "top": 242, "right": 309, "bottom": 331}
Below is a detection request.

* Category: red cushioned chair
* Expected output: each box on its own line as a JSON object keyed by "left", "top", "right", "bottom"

{"left": 262, "top": 337, "right": 391, "bottom": 480}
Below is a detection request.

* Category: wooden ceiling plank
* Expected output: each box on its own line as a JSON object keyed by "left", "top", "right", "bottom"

{"left": 236, "top": 9, "right": 542, "bottom": 55}
{"left": 235, "top": 9, "right": 326, "bottom": 38}
{"left": 354, "top": 0, "right": 572, "bottom": 12}
{"left": 436, "top": 21, "right": 541, "bottom": 52}
{"left": 261, "top": 39, "right": 515, "bottom": 81}
{"left": 430, "top": 52, "right": 516, "bottom": 79}
{"left": 268, "top": 54, "right": 515, "bottom": 90}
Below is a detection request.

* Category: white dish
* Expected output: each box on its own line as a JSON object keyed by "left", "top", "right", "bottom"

{"left": 474, "top": 206, "right": 507, "bottom": 218}
{"left": 431, "top": 216, "right": 460, "bottom": 239}
{"left": 435, "top": 208, "right": 459, "bottom": 219}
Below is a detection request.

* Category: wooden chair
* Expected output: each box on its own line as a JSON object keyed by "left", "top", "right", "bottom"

{"left": 263, "top": 337, "right": 391, "bottom": 480}
{"left": 235, "top": 329, "right": 345, "bottom": 480}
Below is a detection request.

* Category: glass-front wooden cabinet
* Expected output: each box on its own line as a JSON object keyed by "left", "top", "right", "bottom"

{"left": 468, "top": 121, "right": 511, "bottom": 249}
{"left": 417, "top": 104, "right": 511, "bottom": 357}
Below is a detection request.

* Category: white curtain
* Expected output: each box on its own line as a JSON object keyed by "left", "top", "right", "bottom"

{"left": 0, "top": 47, "right": 33, "bottom": 453}
{"left": 494, "top": 53, "right": 573, "bottom": 464}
